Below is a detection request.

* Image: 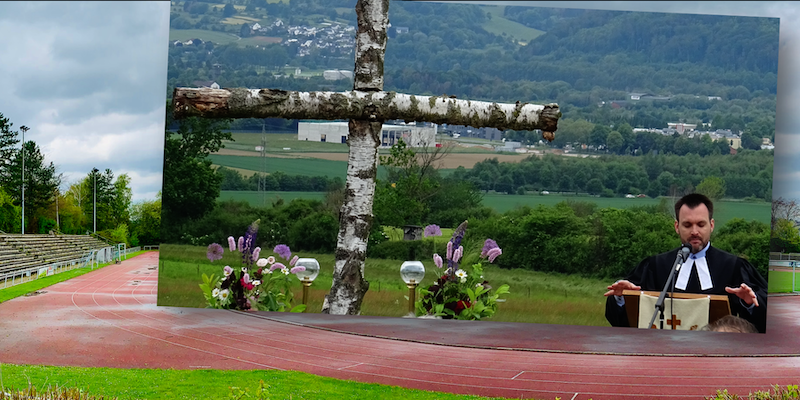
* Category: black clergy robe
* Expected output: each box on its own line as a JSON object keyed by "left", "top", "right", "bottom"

{"left": 605, "top": 245, "right": 768, "bottom": 333}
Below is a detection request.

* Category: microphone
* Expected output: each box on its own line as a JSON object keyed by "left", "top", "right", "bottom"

{"left": 675, "top": 244, "right": 691, "bottom": 270}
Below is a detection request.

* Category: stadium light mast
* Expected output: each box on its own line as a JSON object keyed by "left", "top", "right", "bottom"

{"left": 19, "top": 125, "right": 28, "bottom": 235}
{"left": 93, "top": 168, "right": 98, "bottom": 233}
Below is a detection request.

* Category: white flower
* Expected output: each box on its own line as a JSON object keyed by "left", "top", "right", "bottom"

{"left": 212, "top": 288, "right": 220, "bottom": 297}
{"left": 253, "top": 280, "right": 261, "bottom": 286}
{"left": 219, "top": 289, "right": 230, "bottom": 300}
{"left": 476, "top": 283, "right": 483, "bottom": 288}
{"left": 256, "top": 258, "right": 268, "bottom": 267}
{"left": 241, "top": 267, "right": 247, "bottom": 273}
{"left": 460, "top": 277, "right": 467, "bottom": 284}
{"left": 455, "top": 269, "right": 467, "bottom": 279}
{"left": 266, "top": 256, "right": 276, "bottom": 264}
{"left": 265, "top": 269, "right": 273, "bottom": 274}
{"left": 282, "top": 268, "right": 290, "bottom": 275}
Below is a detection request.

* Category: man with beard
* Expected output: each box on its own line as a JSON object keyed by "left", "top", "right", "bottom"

{"left": 604, "top": 193, "right": 768, "bottom": 333}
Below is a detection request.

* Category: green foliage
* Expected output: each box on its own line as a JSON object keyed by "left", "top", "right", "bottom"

{"left": 130, "top": 194, "right": 162, "bottom": 245}
{"left": 0, "top": 139, "right": 60, "bottom": 233}
{"left": 714, "top": 218, "right": 770, "bottom": 277}
{"left": 707, "top": 385, "right": 800, "bottom": 400}
{"left": 770, "top": 218, "right": 800, "bottom": 254}
{"left": 287, "top": 210, "right": 338, "bottom": 252}
{"left": 99, "top": 223, "right": 130, "bottom": 246}
{"left": 696, "top": 176, "right": 726, "bottom": 201}
{"left": 162, "top": 112, "right": 233, "bottom": 240}
{"left": 0, "top": 186, "right": 21, "bottom": 233}
{"left": 367, "top": 239, "right": 434, "bottom": 261}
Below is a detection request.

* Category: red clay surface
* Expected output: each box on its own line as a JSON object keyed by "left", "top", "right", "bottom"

{"left": 1, "top": 252, "right": 799, "bottom": 400}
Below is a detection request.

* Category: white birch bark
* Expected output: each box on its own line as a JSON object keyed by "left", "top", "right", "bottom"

{"left": 172, "top": 88, "right": 560, "bottom": 137}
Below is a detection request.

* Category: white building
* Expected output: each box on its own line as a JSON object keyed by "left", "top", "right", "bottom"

{"left": 298, "top": 121, "right": 437, "bottom": 148}
{"left": 323, "top": 69, "right": 354, "bottom": 80}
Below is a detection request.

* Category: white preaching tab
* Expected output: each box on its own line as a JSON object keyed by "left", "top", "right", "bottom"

{"left": 675, "top": 243, "right": 713, "bottom": 291}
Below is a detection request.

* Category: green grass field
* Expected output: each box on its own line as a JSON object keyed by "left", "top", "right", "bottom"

{"left": 0, "top": 364, "right": 507, "bottom": 400}
{"left": 481, "top": 6, "right": 545, "bottom": 44}
{"left": 209, "top": 154, "right": 359, "bottom": 180}
{"left": 481, "top": 194, "right": 770, "bottom": 226}
{"left": 169, "top": 29, "right": 240, "bottom": 45}
{"left": 768, "top": 270, "right": 799, "bottom": 293}
{"left": 158, "top": 244, "right": 610, "bottom": 326}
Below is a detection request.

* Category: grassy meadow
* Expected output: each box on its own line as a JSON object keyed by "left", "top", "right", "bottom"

{"left": 157, "top": 243, "right": 610, "bottom": 326}
{"left": 0, "top": 364, "right": 508, "bottom": 400}
{"left": 768, "top": 270, "right": 800, "bottom": 293}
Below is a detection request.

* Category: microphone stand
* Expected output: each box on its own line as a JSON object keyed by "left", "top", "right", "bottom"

{"left": 649, "top": 245, "right": 691, "bottom": 329}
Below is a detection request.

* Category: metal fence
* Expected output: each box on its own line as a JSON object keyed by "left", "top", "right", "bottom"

{"left": 1, "top": 245, "right": 145, "bottom": 290}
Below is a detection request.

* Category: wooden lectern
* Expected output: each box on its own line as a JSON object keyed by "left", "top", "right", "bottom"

{"left": 622, "top": 290, "right": 731, "bottom": 329}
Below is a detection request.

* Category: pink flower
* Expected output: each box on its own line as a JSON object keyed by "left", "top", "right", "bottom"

{"left": 453, "top": 246, "right": 464, "bottom": 263}
{"left": 266, "top": 256, "right": 275, "bottom": 264}
{"left": 243, "top": 273, "right": 251, "bottom": 284}
{"left": 252, "top": 247, "right": 261, "bottom": 261}
{"left": 223, "top": 265, "right": 233, "bottom": 277}
{"left": 270, "top": 262, "right": 285, "bottom": 272}
{"left": 290, "top": 266, "right": 306, "bottom": 274}
{"left": 290, "top": 255, "right": 299, "bottom": 266}
{"left": 228, "top": 236, "right": 236, "bottom": 252}
{"left": 487, "top": 247, "right": 502, "bottom": 263}
{"left": 433, "top": 254, "right": 443, "bottom": 269}
{"left": 256, "top": 258, "right": 268, "bottom": 267}
{"left": 237, "top": 236, "right": 244, "bottom": 252}
{"left": 446, "top": 241, "right": 453, "bottom": 260}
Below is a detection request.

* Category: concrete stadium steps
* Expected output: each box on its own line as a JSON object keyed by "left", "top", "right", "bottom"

{"left": 0, "top": 234, "right": 110, "bottom": 276}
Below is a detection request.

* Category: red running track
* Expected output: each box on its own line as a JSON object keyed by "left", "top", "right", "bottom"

{"left": 1, "top": 252, "right": 799, "bottom": 400}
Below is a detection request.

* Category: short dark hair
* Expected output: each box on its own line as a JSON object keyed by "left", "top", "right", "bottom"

{"left": 701, "top": 315, "right": 758, "bottom": 333}
{"left": 674, "top": 193, "right": 714, "bottom": 221}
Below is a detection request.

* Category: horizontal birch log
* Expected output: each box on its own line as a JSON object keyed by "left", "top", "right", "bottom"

{"left": 172, "top": 87, "right": 560, "bottom": 140}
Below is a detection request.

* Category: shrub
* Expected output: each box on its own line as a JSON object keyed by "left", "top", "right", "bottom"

{"left": 367, "top": 239, "right": 434, "bottom": 261}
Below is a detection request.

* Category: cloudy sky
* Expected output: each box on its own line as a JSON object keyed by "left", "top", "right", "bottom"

{"left": 0, "top": 1, "right": 796, "bottom": 203}
{"left": 0, "top": 2, "right": 169, "bottom": 203}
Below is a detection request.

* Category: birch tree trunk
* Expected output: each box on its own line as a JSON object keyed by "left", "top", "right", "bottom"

{"left": 171, "top": 89, "right": 560, "bottom": 135}
{"left": 320, "top": 0, "right": 388, "bottom": 315}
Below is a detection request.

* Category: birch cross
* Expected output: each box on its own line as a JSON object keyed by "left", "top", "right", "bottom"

{"left": 172, "top": 0, "right": 561, "bottom": 315}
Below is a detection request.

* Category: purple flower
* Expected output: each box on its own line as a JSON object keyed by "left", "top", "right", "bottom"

{"left": 243, "top": 273, "right": 251, "bottom": 284}
{"left": 423, "top": 224, "right": 442, "bottom": 238}
{"left": 290, "top": 266, "right": 306, "bottom": 274}
{"left": 487, "top": 247, "right": 503, "bottom": 263}
{"left": 252, "top": 247, "right": 261, "bottom": 262}
{"left": 453, "top": 246, "right": 464, "bottom": 263}
{"left": 237, "top": 236, "right": 244, "bottom": 252}
{"left": 446, "top": 241, "right": 453, "bottom": 261}
{"left": 206, "top": 243, "right": 224, "bottom": 262}
{"left": 290, "top": 255, "right": 299, "bottom": 267}
{"left": 228, "top": 236, "right": 236, "bottom": 252}
{"left": 481, "top": 239, "right": 498, "bottom": 258}
{"left": 274, "top": 244, "right": 291, "bottom": 260}
{"left": 270, "top": 262, "right": 285, "bottom": 272}
{"left": 433, "top": 254, "right": 443, "bottom": 269}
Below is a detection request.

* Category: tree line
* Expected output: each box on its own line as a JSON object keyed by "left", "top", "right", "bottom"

{"left": 455, "top": 150, "right": 771, "bottom": 200}
{"left": 0, "top": 112, "right": 159, "bottom": 246}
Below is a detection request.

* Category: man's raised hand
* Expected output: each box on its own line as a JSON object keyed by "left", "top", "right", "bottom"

{"left": 726, "top": 283, "right": 759, "bottom": 307}
{"left": 605, "top": 280, "right": 641, "bottom": 297}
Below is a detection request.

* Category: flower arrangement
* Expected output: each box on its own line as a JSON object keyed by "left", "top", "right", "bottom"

{"left": 416, "top": 220, "right": 510, "bottom": 320}
{"left": 198, "top": 220, "right": 307, "bottom": 312}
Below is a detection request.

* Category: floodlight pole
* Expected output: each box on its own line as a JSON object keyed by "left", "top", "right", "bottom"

{"left": 93, "top": 168, "right": 98, "bottom": 233}
{"left": 19, "top": 125, "right": 28, "bottom": 235}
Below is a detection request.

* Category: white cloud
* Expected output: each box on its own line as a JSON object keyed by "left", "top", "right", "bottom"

{"left": 0, "top": 1, "right": 169, "bottom": 203}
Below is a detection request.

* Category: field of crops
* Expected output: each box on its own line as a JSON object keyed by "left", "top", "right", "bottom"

{"left": 219, "top": 191, "right": 770, "bottom": 226}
